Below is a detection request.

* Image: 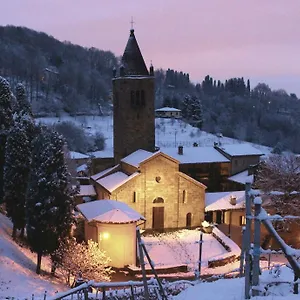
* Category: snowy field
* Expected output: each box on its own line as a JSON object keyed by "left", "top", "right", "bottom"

{"left": 143, "top": 230, "right": 227, "bottom": 270}
{"left": 0, "top": 213, "right": 67, "bottom": 300}
{"left": 174, "top": 266, "right": 299, "bottom": 300}
{"left": 36, "top": 115, "right": 272, "bottom": 155}
{"left": 0, "top": 213, "right": 297, "bottom": 299}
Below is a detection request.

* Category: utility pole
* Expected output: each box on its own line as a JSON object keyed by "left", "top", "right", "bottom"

{"left": 252, "top": 197, "right": 262, "bottom": 296}
{"left": 244, "top": 182, "right": 252, "bottom": 299}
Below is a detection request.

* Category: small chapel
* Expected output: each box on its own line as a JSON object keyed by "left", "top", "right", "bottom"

{"left": 89, "top": 28, "right": 206, "bottom": 230}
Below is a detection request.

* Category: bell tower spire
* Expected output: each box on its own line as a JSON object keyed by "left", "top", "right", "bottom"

{"left": 112, "top": 28, "right": 155, "bottom": 164}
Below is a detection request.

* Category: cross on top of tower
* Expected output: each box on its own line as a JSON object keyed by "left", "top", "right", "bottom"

{"left": 130, "top": 17, "right": 135, "bottom": 30}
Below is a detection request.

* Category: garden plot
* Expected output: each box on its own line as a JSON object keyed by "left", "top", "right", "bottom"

{"left": 142, "top": 229, "right": 228, "bottom": 271}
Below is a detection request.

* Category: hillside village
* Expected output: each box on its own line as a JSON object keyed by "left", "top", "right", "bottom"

{"left": 0, "top": 25, "right": 299, "bottom": 300}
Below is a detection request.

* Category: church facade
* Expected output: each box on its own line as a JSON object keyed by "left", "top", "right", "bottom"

{"left": 91, "top": 150, "right": 206, "bottom": 230}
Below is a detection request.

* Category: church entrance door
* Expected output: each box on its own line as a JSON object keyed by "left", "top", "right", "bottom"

{"left": 152, "top": 207, "right": 164, "bottom": 230}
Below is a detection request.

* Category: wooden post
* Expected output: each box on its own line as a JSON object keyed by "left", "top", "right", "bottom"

{"left": 239, "top": 227, "right": 246, "bottom": 277}
{"left": 252, "top": 198, "right": 262, "bottom": 296}
{"left": 83, "top": 288, "right": 88, "bottom": 300}
{"left": 43, "top": 291, "right": 47, "bottom": 300}
{"left": 102, "top": 287, "right": 106, "bottom": 300}
{"left": 198, "top": 232, "right": 203, "bottom": 278}
{"left": 228, "top": 210, "right": 232, "bottom": 238}
{"left": 244, "top": 182, "right": 252, "bottom": 299}
{"left": 136, "top": 228, "right": 150, "bottom": 300}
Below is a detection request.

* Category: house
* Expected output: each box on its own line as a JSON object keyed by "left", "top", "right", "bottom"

{"left": 74, "top": 184, "right": 97, "bottom": 205}
{"left": 77, "top": 200, "right": 145, "bottom": 268}
{"left": 205, "top": 191, "right": 246, "bottom": 226}
{"left": 155, "top": 107, "right": 182, "bottom": 118}
{"left": 90, "top": 149, "right": 206, "bottom": 230}
{"left": 161, "top": 145, "right": 230, "bottom": 192}
{"left": 70, "top": 151, "right": 90, "bottom": 167}
{"left": 214, "top": 144, "right": 264, "bottom": 175}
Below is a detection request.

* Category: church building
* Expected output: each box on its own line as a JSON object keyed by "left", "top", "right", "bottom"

{"left": 90, "top": 28, "right": 206, "bottom": 230}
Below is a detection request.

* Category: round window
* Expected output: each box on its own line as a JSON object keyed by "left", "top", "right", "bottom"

{"left": 155, "top": 176, "right": 161, "bottom": 183}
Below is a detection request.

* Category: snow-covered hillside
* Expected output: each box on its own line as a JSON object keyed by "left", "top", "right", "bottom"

{"left": 36, "top": 115, "right": 272, "bottom": 155}
{"left": 0, "top": 213, "right": 67, "bottom": 299}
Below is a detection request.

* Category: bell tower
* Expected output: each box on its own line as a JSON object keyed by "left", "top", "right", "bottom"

{"left": 113, "top": 29, "right": 155, "bottom": 164}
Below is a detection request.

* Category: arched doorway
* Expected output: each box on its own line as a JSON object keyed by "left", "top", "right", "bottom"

{"left": 186, "top": 213, "right": 192, "bottom": 228}
{"left": 152, "top": 197, "right": 164, "bottom": 230}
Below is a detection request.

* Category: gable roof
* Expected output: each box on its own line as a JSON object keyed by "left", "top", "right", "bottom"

{"left": 121, "top": 29, "right": 149, "bottom": 76}
{"left": 161, "top": 146, "right": 230, "bottom": 164}
{"left": 77, "top": 200, "right": 145, "bottom": 224}
{"left": 70, "top": 151, "right": 89, "bottom": 159}
{"left": 228, "top": 170, "right": 254, "bottom": 185}
{"left": 205, "top": 191, "right": 245, "bottom": 211}
{"left": 121, "top": 149, "right": 179, "bottom": 168}
{"left": 121, "top": 149, "right": 155, "bottom": 168}
{"left": 77, "top": 185, "right": 96, "bottom": 197}
{"left": 91, "top": 165, "right": 120, "bottom": 181}
{"left": 216, "top": 144, "right": 264, "bottom": 157}
{"left": 179, "top": 172, "right": 207, "bottom": 189}
{"left": 96, "top": 171, "right": 140, "bottom": 193}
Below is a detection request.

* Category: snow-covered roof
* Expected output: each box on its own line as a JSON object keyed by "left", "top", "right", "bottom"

{"left": 77, "top": 164, "right": 87, "bottom": 172}
{"left": 96, "top": 171, "right": 140, "bottom": 193}
{"left": 205, "top": 191, "right": 245, "bottom": 211}
{"left": 161, "top": 147, "right": 230, "bottom": 164}
{"left": 121, "top": 149, "right": 156, "bottom": 168}
{"left": 70, "top": 151, "right": 90, "bottom": 159}
{"left": 89, "top": 149, "right": 113, "bottom": 158}
{"left": 155, "top": 107, "right": 181, "bottom": 112}
{"left": 77, "top": 185, "right": 96, "bottom": 197}
{"left": 217, "top": 144, "right": 264, "bottom": 157}
{"left": 228, "top": 170, "right": 254, "bottom": 185}
{"left": 77, "top": 200, "right": 145, "bottom": 223}
{"left": 90, "top": 165, "right": 119, "bottom": 181}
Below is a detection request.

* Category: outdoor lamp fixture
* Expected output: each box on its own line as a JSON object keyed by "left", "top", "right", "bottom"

{"left": 102, "top": 232, "right": 110, "bottom": 240}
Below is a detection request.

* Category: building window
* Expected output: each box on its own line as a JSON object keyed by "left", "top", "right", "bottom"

{"left": 186, "top": 213, "right": 192, "bottom": 228}
{"left": 239, "top": 216, "right": 246, "bottom": 226}
{"left": 133, "top": 191, "right": 137, "bottom": 203}
{"left": 141, "top": 90, "right": 145, "bottom": 106}
{"left": 153, "top": 197, "right": 164, "bottom": 204}
{"left": 235, "top": 159, "right": 238, "bottom": 166}
{"left": 136, "top": 90, "right": 140, "bottom": 105}
{"left": 183, "top": 190, "right": 187, "bottom": 203}
{"left": 155, "top": 176, "right": 161, "bottom": 183}
{"left": 130, "top": 90, "right": 135, "bottom": 107}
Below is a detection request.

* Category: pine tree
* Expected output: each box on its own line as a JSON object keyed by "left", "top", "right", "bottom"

{"left": 15, "top": 83, "right": 33, "bottom": 117}
{"left": 0, "top": 77, "right": 13, "bottom": 203}
{"left": 4, "top": 123, "right": 31, "bottom": 238}
{"left": 190, "top": 97, "right": 204, "bottom": 129}
{"left": 26, "top": 128, "right": 75, "bottom": 274}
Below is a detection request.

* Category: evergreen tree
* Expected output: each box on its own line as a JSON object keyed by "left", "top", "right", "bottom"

{"left": 26, "top": 128, "right": 75, "bottom": 274}
{"left": 0, "top": 76, "right": 13, "bottom": 203}
{"left": 190, "top": 97, "right": 204, "bottom": 129}
{"left": 15, "top": 83, "right": 33, "bottom": 116}
{"left": 4, "top": 122, "right": 31, "bottom": 238}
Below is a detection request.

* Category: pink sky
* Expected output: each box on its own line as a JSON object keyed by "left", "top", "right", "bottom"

{"left": 1, "top": 0, "right": 300, "bottom": 95}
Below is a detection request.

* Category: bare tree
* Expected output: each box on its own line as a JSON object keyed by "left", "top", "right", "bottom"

{"left": 256, "top": 154, "right": 300, "bottom": 216}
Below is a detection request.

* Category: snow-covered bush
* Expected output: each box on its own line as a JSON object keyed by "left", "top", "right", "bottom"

{"left": 53, "top": 238, "right": 113, "bottom": 285}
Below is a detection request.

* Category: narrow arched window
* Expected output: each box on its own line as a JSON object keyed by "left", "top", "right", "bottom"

{"left": 183, "top": 190, "right": 187, "bottom": 203}
{"left": 133, "top": 191, "right": 136, "bottom": 203}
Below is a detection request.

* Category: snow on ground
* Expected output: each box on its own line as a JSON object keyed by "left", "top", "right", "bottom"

{"left": 36, "top": 115, "right": 272, "bottom": 156}
{"left": 143, "top": 230, "right": 227, "bottom": 271}
{"left": 0, "top": 213, "right": 67, "bottom": 300}
{"left": 174, "top": 266, "right": 298, "bottom": 300}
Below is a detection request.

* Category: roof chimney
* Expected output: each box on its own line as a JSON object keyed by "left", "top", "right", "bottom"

{"left": 178, "top": 145, "right": 183, "bottom": 155}
{"left": 229, "top": 195, "right": 237, "bottom": 205}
